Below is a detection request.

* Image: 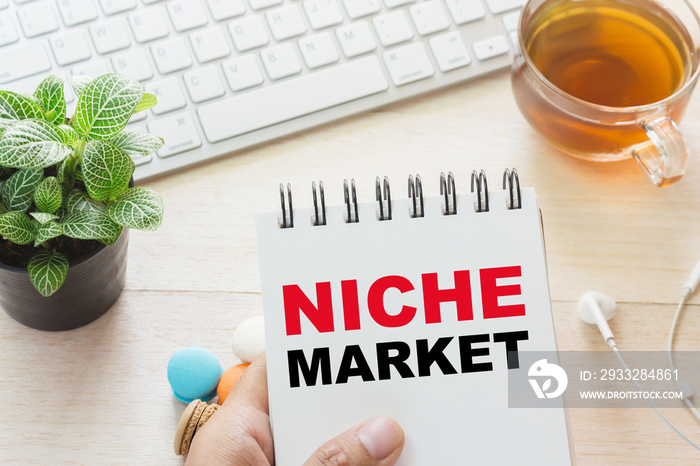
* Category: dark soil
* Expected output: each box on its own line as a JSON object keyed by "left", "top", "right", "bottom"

{"left": 0, "top": 237, "right": 102, "bottom": 269}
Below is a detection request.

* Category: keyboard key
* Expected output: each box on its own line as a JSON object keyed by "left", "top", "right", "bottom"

{"left": 72, "top": 59, "right": 112, "bottom": 77}
{"left": 341, "top": 0, "right": 380, "bottom": 19}
{"left": 484, "top": 0, "right": 525, "bottom": 14}
{"left": 129, "top": 7, "right": 170, "bottom": 43}
{"left": 112, "top": 49, "right": 154, "bottom": 81}
{"left": 299, "top": 32, "right": 339, "bottom": 69}
{"left": 50, "top": 30, "right": 91, "bottom": 66}
{"left": 148, "top": 112, "right": 202, "bottom": 157}
{"left": 409, "top": 1, "right": 449, "bottom": 36}
{"left": 0, "top": 0, "right": 8, "bottom": 9}
{"left": 57, "top": 0, "right": 98, "bottom": 26}
{"left": 445, "top": 0, "right": 485, "bottom": 25}
{"left": 128, "top": 111, "right": 147, "bottom": 123}
{"left": 99, "top": 0, "right": 137, "bottom": 15}
{"left": 152, "top": 38, "right": 193, "bottom": 74}
{"left": 303, "top": 0, "right": 343, "bottom": 30}
{"left": 0, "top": 12, "right": 19, "bottom": 46}
{"left": 429, "top": 31, "right": 471, "bottom": 71}
{"left": 184, "top": 66, "right": 226, "bottom": 103}
{"left": 261, "top": 43, "right": 301, "bottom": 80}
{"left": 190, "top": 27, "right": 231, "bottom": 63}
{"left": 0, "top": 42, "right": 51, "bottom": 84}
{"left": 383, "top": 42, "right": 434, "bottom": 86}
{"left": 167, "top": 0, "right": 208, "bottom": 32}
{"left": 206, "top": 0, "right": 246, "bottom": 20}
{"left": 228, "top": 16, "right": 269, "bottom": 52}
{"left": 266, "top": 5, "right": 306, "bottom": 41}
{"left": 383, "top": 0, "right": 413, "bottom": 8}
{"left": 146, "top": 77, "right": 187, "bottom": 114}
{"left": 198, "top": 56, "right": 388, "bottom": 142}
{"left": 90, "top": 18, "right": 131, "bottom": 54}
{"left": 472, "top": 35, "right": 509, "bottom": 60}
{"left": 222, "top": 54, "right": 264, "bottom": 91}
{"left": 509, "top": 30, "right": 518, "bottom": 47}
{"left": 18, "top": 2, "right": 58, "bottom": 37}
{"left": 373, "top": 11, "right": 413, "bottom": 47}
{"left": 503, "top": 11, "right": 520, "bottom": 32}
{"left": 133, "top": 154, "right": 152, "bottom": 166}
{"left": 249, "top": 0, "right": 282, "bottom": 11}
{"left": 336, "top": 21, "right": 376, "bottom": 58}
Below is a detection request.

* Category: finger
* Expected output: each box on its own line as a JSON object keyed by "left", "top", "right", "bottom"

{"left": 223, "top": 353, "right": 269, "bottom": 414}
{"left": 303, "top": 417, "right": 404, "bottom": 466}
{"left": 220, "top": 354, "right": 273, "bottom": 462}
{"left": 187, "top": 354, "right": 273, "bottom": 466}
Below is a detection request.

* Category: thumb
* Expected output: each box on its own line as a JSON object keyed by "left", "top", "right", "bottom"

{"left": 303, "top": 417, "right": 404, "bottom": 466}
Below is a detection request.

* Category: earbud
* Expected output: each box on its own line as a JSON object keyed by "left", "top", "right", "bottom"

{"left": 683, "top": 259, "right": 700, "bottom": 296}
{"left": 578, "top": 291, "right": 617, "bottom": 347}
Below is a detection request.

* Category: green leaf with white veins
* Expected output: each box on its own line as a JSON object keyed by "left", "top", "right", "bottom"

{"left": 28, "top": 251, "right": 69, "bottom": 297}
{"left": 108, "top": 187, "right": 163, "bottom": 231}
{"left": 0, "top": 212, "right": 35, "bottom": 244}
{"left": 30, "top": 212, "right": 59, "bottom": 224}
{"left": 1, "top": 168, "right": 43, "bottom": 213}
{"left": 0, "top": 119, "right": 73, "bottom": 168}
{"left": 0, "top": 91, "right": 45, "bottom": 134}
{"left": 34, "top": 176, "right": 62, "bottom": 213}
{"left": 81, "top": 140, "right": 133, "bottom": 201}
{"left": 62, "top": 211, "right": 121, "bottom": 241}
{"left": 55, "top": 124, "right": 80, "bottom": 145}
{"left": 34, "top": 221, "right": 62, "bottom": 247}
{"left": 65, "top": 189, "right": 105, "bottom": 213}
{"left": 110, "top": 130, "right": 163, "bottom": 158}
{"left": 73, "top": 74, "right": 143, "bottom": 140}
{"left": 34, "top": 75, "right": 66, "bottom": 125}
{"left": 97, "top": 231, "right": 121, "bottom": 245}
{"left": 134, "top": 93, "right": 157, "bottom": 113}
{"left": 56, "top": 159, "right": 67, "bottom": 184}
{"left": 71, "top": 75, "right": 91, "bottom": 101}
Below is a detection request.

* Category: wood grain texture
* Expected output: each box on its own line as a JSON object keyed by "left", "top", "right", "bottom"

{"left": 4, "top": 12, "right": 700, "bottom": 462}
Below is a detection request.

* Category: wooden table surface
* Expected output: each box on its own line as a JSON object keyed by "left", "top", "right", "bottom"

{"left": 3, "top": 26, "right": 700, "bottom": 466}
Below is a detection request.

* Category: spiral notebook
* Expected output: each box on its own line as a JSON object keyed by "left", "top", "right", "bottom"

{"left": 256, "top": 170, "right": 573, "bottom": 465}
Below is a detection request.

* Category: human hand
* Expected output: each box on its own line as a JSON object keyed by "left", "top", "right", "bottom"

{"left": 186, "top": 354, "right": 405, "bottom": 466}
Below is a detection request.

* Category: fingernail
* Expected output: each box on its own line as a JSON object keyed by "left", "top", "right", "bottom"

{"left": 356, "top": 416, "right": 403, "bottom": 459}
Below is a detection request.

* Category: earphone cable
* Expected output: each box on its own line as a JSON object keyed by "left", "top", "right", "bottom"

{"left": 612, "top": 345, "right": 700, "bottom": 452}
{"left": 667, "top": 290, "right": 700, "bottom": 423}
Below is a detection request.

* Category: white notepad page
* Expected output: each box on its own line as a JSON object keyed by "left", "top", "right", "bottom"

{"left": 256, "top": 187, "right": 573, "bottom": 465}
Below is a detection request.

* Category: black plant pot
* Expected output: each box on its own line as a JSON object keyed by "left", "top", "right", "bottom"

{"left": 0, "top": 230, "right": 129, "bottom": 331}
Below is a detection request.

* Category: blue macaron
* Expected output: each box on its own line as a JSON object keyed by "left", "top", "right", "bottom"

{"left": 168, "top": 347, "right": 223, "bottom": 403}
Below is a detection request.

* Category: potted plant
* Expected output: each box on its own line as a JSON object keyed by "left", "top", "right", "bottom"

{"left": 0, "top": 73, "right": 164, "bottom": 331}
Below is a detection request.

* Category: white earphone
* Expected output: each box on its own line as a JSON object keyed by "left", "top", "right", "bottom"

{"left": 577, "top": 264, "right": 700, "bottom": 452}
{"left": 577, "top": 291, "right": 616, "bottom": 348}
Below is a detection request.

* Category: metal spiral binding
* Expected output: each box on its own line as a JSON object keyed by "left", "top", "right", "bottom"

{"left": 408, "top": 174, "right": 424, "bottom": 218}
{"left": 279, "top": 169, "right": 523, "bottom": 226}
{"left": 344, "top": 178, "right": 359, "bottom": 223}
{"left": 376, "top": 176, "right": 392, "bottom": 221}
{"left": 502, "top": 168, "right": 522, "bottom": 210}
{"left": 440, "top": 171, "right": 456, "bottom": 215}
{"left": 312, "top": 181, "right": 326, "bottom": 226}
{"left": 279, "top": 183, "right": 293, "bottom": 228}
{"left": 471, "top": 170, "right": 489, "bottom": 212}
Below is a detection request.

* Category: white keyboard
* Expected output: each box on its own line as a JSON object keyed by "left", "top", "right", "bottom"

{"left": 0, "top": 0, "right": 523, "bottom": 180}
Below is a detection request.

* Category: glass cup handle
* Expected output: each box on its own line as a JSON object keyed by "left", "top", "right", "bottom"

{"left": 632, "top": 116, "right": 688, "bottom": 187}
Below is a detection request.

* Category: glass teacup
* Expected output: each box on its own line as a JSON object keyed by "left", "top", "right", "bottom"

{"left": 512, "top": 0, "right": 700, "bottom": 186}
